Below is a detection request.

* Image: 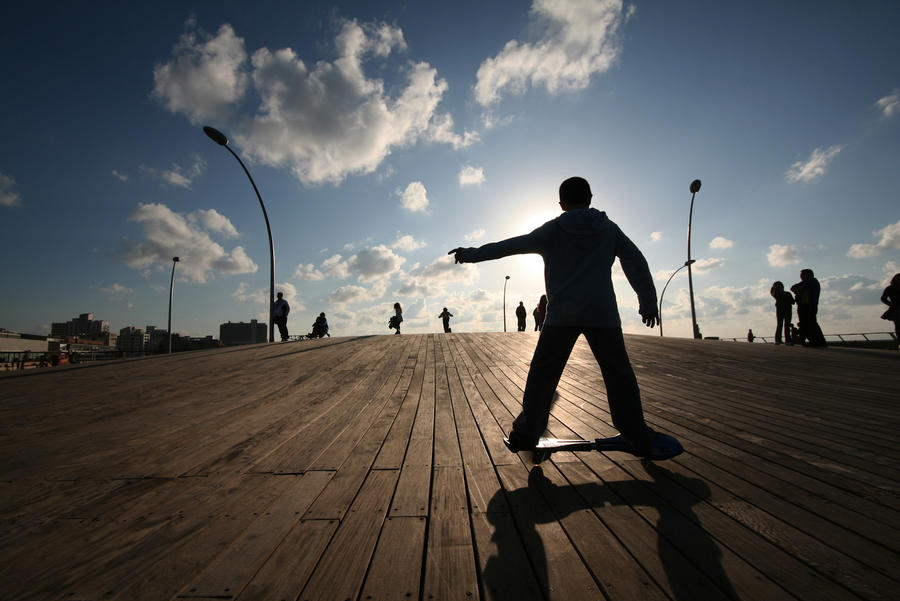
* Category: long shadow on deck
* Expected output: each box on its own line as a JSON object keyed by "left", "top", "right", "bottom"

{"left": 484, "top": 464, "right": 739, "bottom": 601}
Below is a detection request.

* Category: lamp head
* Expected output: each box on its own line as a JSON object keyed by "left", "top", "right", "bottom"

{"left": 690, "top": 179, "right": 701, "bottom": 194}
{"left": 203, "top": 126, "right": 228, "bottom": 146}
{"left": 173, "top": 256, "right": 180, "bottom": 262}
{"left": 505, "top": 275, "right": 510, "bottom": 280}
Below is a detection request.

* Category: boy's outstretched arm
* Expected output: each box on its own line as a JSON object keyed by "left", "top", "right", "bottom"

{"left": 448, "top": 230, "right": 544, "bottom": 264}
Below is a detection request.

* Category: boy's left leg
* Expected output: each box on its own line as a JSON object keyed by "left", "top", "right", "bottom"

{"left": 583, "top": 327, "right": 651, "bottom": 455}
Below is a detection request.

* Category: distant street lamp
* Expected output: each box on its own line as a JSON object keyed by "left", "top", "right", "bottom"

{"left": 203, "top": 125, "right": 276, "bottom": 342}
{"left": 502, "top": 275, "right": 510, "bottom": 332}
{"left": 168, "top": 256, "right": 180, "bottom": 353}
{"left": 658, "top": 259, "right": 695, "bottom": 337}
{"left": 686, "top": 179, "right": 702, "bottom": 339}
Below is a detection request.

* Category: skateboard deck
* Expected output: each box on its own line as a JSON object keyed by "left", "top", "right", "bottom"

{"left": 503, "top": 432, "right": 683, "bottom": 463}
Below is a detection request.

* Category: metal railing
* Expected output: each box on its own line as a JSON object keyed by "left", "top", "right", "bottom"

{"left": 720, "top": 332, "right": 897, "bottom": 344}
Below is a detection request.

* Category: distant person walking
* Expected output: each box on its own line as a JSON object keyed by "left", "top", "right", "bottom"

{"left": 770, "top": 281, "right": 794, "bottom": 345}
{"left": 880, "top": 273, "right": 900, "bottom": 349}
{"left": 389, "top": 302, "right": 403, "bottom": 334}
{"left": 515, "top": 301, "right": 527, "bottom": 331}
{"left": 535, "top": 294, "right": 547, "bottom": 331}
{"left": 747, "top": 329, "right": 755, "bottom": 343}
{"left": 791, "top": 269, "right": 826, "bottom": 347}
{"left": 438, "top": 307, "right": 453, "bottom": 333}
{"left": 448, "top": 176, "right": 660, "bottom": 456}
{"left": 272, "top": 292, "right": 290, "bottom": 341}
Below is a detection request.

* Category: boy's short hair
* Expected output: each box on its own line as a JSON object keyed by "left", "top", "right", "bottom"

{"left": 559, "top": 177, "right": 592, "bottom": 207}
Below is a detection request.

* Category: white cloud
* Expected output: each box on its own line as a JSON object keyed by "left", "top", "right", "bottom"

{"left": 189, "top": 208, "right": 239, "bottom": 238}
{"left": 692, "top": 258, "right": 726, "bottom": 274}
{"left": 295, "top": 252, "right": 354, "bottom": 280}
{"left": 875, "top": 90, "right": 899, "bottom": 117}
{"left": 650, "top": 231, "right": 662, "bottom": 242}
{"left": 348, "top": 245, "right": 406, "bottom": 283}
{"left": 141, "top": 156, "right": 207, "bottom": 189}
{"left": 392, "top": 233, "right": 427, "bottom": 252}
{"left": 0, "top": 173, "right": 21, "bottom": 207}
{"left": 458, "top": 164, "right": 485, "bottom": 186}
{"left": 709, "top": 236, "right": 734, "bottom": 249}
{"left": 152, "top": 21, "right": 248, "bottom": 124}
{"left": 420, "top": 254, "right": 478, "bottom": 284}
{"left": 786, "top": 145, "right": 842, "bottom": 183}
{"left": 111, "top": 170, "right": 129, "bottom": 182}
{"left": 398, "top": 181, "right": 430, "bottom": 213}
{"left": 395, "top": 279, "right": 441, "bottom": 298}
{"left": 233, "top": 282, "right": 304, "bottom": 317}
{"left": 155, "top": 18, "right": 472, "bottom": 185}
{"left": 474, "top": 0, "right": 631, "bottom": 106}
{"left": 847, "top": 219, "right": 900, "bottom": 259}
{"left": 328, "top": 284, "right": 370, "bottom": 306}
{"left": 99, "top": 283, "right": 133, "bottom": 300}
{"left": 465, "top": 229, "right": 486, "bottom": 242}
{"left": 118, "top": 202, "right": 258, "bottom": 283}
{"left": 767, "top": 244, "right": 802, "bottom": 267}
{"left": 294, "top": 263, "right": 325, "bottom": 281}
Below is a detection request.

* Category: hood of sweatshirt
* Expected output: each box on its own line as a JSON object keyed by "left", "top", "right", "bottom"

{"left": 554, "top": 208, "right": 612, "bottom": 250}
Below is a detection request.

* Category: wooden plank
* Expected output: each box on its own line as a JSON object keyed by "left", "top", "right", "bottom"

{"left": 495, "top": 463, "right": 602, "bottom": 598}
{"left": 358, "top": 516, "right": 426, "bottom": 600}
{"left": 471, "top": 512, "right": 544, "bottom": 600}
{"left": 423, "top": 466, "right": 479, "bottom": 600}
{"left": 236, "top": 519, "right": 338, "bottom": 601}
{"left": 297, "top": 469, "right": 399, "bottom": 601}
{"left": 372, "top": 337, "right": 427, "bottom": 469}
{"left": 176, "top": 472, "right": 332, "bottom": 598}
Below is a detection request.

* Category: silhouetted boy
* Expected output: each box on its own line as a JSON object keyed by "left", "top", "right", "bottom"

{"left": 272, "top": 292, "right": 290, "bottom": 341}
{"left": 449, "top": 176, "right": 659, "bottom": 455}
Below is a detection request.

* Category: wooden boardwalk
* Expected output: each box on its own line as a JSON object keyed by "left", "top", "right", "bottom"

{"left": 1, "top": 333, "right": 898, "bottom": 601}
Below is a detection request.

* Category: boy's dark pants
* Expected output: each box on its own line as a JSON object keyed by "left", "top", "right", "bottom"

{"left": 512, "top": 325, "right": 650, "bottom": 451}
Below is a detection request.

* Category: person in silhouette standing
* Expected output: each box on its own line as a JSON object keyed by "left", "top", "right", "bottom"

{"left": 516, "top": 301, "right": 527, "bottom": 331}
{"left": 791, "top": 268, "right": 826, "bottom": 347}
{"left": 272, "top": 292, "right": 290, "bottom": 342}
{"left": 770, "top": 281, "right": 794, "bottom": 345}
{"left": 388, "top": 302, "right": 403, "bottom": 334}
{"left": 438, "top": 307, "right": 453, "bottom": 333}
{"left": 449, "top": 176, "right": 659, "bottom": 455}
{"left": 881, "top": 273, "right": 900, "bottom": 349}
{"left": 747, "top": 329, "right": 755, "bottom": 343}
{"left": 535, "top": 294, "right": 547, "bottom": 331}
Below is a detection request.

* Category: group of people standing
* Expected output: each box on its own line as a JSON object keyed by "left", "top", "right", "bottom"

{"left": 769, "top": 269, "right": 827, "bottom": 347}
{"left": 768, "top": 269, "right": 900, "bottom": 349}
{"left": 515, "top": 295, "right": 548, "bottom": 332}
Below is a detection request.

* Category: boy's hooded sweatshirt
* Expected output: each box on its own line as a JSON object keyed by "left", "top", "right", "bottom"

{"left": 456, "top": 208, "right": 657, "bottom": 328}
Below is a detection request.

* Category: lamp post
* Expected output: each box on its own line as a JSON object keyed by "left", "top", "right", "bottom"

{"left": 686, "top": 179, "right": 702, "bottom": 339}
{"left": 658, "top": 259, "right": 695, "bottom": 337}
{"left": 203, "top": 126, "right": 276, "bottom": 342}
{"left": 168, "top": 256, "right": 180, "bottom": 353}
{"left": 502, "top": 275, "right": 510, "bottom": 332}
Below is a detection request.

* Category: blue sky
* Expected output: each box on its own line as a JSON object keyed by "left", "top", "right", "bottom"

{"left": 2, "top": 0, "right": 898, "bottom": 340}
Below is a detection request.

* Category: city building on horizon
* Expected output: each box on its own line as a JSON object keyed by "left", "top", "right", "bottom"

{"left": 220, "top": 320, "right": 267, "bottom": 346}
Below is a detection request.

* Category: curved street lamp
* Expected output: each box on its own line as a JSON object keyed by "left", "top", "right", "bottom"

{"left": 686, "top": 179, "right": 702, "bottom": 339}
{"left": 502, "top": 275, "right": 510, "bottom": 332}
{"left": 658, "top": 259, "right": 695, "bottom": 337}
{"left": 168, "top": 256, "right": 180, "bottom": 353}
{"left": 203, "top": 126, "right": 276, "bottom": 342}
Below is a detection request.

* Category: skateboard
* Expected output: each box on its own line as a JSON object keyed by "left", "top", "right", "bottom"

{"left": 503, "top": 432, "right": 683, "bottom": 463}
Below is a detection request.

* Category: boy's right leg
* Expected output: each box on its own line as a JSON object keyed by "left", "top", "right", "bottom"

{"left": 583, "top": 327, "right": 652, "bottom": 456}
{"left": 509, "top": 326, "right": 580, "bottom": 448}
